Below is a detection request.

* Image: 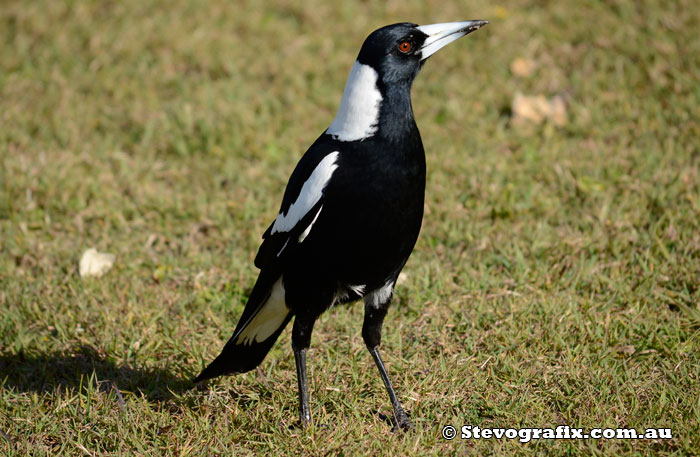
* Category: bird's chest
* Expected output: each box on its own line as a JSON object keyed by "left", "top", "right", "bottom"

{"left": 343, "top": 148, "right": 425, "bottom": 221}
{"left": 321, "top": 146, "right": 425, "bottom": 264}
{"left": 293, "top": 144, "right": 426, "bottom": 288}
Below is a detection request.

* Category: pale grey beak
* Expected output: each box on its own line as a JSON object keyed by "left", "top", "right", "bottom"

{"left": 416, "top": 20, "right": 488, "bottom": 61}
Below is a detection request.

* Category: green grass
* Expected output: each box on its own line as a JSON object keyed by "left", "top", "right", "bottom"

{"left": 1, "top": 0, "right": 699, "bottom": 455}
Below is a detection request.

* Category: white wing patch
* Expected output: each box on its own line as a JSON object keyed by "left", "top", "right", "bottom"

{"left": 271, "top": 151, "right": 340, "bottom": 235}
{"left": 326, "top": 61, "right": 383, "bottom": 142}
{"left": 298, "top": 205, "right": 322, "bottom": 243}
{"left": 276, "top": 238, "right": 289, "bottom": 257}
{"left": 364, "top": 280, "right": 394, "bottom": 309}
{"left": 236, "top": 278, "right": 289, "bottom": 345}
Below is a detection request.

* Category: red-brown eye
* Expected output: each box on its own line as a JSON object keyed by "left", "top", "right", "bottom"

{"left": 398, "top": 41, "right": 412, "bottom": 53}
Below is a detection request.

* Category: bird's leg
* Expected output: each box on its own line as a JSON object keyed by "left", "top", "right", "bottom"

{"left": 292, "top": 315, "right": 315, "bottom": 427}
{"left": 362, "top": 303, "right": 413, "bottom": 431}
{"left": 293, "top": 346, "right": 310, "bottom": 426}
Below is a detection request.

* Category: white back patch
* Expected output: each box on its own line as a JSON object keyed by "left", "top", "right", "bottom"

{"left": 271, "top": 152, "right": 340, "bottom": 234}
{"left": 364, "top": 280, "right": 394, "bottom": 309}
{"left": 236, "top": 278, "right": 289, "bottom": 345}
{"left": 326, "top": 61, "right": 383, "bottom": 141}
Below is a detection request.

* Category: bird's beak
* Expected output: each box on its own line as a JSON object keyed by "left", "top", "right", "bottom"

{"left": 416, "top": 20, "right": 488, "bottom": 61}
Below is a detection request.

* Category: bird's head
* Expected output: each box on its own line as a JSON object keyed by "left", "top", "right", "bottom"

{"left": 357, "top": 21, "right": 488, "bottom": 86}
{"left": 327, "top": 20, "right": 488, "bottom": 142}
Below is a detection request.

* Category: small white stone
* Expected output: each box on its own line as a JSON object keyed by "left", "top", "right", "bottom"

{"left": 79, "top": 248, "right": 116, "bottom": 278}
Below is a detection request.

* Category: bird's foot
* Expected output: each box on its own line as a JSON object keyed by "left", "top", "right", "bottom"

{"left": 291, "top": 411, "right": 313, "bottom": 430}
{"left": 393, "top": 409, "right": 414, "bottom": 432}
{"left": 289, "top": 419, "right": 310, "bottom": 431}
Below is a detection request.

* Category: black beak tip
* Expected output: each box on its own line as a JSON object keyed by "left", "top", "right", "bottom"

{"left": 464, "top": 20, "right": 489, "bottom": 34}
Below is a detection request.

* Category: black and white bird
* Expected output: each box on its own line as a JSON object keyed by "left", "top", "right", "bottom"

{"left": 194, "top": 20, "right": 488, "bottom": 430}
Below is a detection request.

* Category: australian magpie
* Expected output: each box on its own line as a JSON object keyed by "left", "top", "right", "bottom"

{"left": 194, "top": 20, "right": 488, "bottom": 430}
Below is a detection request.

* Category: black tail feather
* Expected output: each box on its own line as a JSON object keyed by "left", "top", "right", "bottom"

{"left": 194, "top": 313, "right": 293, "bottom": 383}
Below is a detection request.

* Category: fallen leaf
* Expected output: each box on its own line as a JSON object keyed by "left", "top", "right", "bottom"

{"left": 152, "top": 264, "right": 172, "bottom": 283}
{"left": 511, "top": 92, "right": 568, "bottom": 126}
{"left": 510, "top": 57, "right": 536, "bottom": 78}
{"left": 614, "top": 345, "right": 636, "bottom": 355}
{"left": 79, "top": 248, "right": 116, "bottom": 278}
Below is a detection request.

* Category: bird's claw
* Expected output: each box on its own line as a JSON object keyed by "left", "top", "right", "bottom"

{"left": 393, "top": 410, "right": 414, "bottom": 431}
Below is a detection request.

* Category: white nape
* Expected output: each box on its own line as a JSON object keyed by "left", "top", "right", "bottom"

{"left": 326, "top": 61, "right": 383, "bottom": 141}
{"left": 271, "top": 152, "right": 340, "bottom": 234}
{"left": 236, "top": 278, "right": 289, "bottom": 345}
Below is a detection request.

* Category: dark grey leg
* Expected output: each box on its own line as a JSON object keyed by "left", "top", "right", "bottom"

{"left": 362, "top": 301, "right": 413, "bottom": 430}
{"left": 292, "top": 315, "right": 314, "bottom": 427}
{"left": 293, "top": 347, "right": 311, "bottom": 425}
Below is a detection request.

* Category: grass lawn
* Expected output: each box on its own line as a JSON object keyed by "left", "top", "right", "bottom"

{"left": 1, "top": 0, "right": 699, "bottom": 455}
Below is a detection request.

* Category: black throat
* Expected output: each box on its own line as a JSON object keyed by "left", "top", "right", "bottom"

{"left": 374, "top": 80, "right": 420, "bottom": 144}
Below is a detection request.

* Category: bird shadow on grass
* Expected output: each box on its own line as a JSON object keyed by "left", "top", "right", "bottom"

{"left": 0, "top": 344, "right": 193, "bottom": 404}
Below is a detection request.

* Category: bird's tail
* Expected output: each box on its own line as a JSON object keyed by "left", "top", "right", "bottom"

{"left": 194, "top": 275, "right": 292, "bottom": 383}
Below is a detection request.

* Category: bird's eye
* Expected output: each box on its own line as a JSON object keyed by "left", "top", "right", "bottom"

{"left": 397, "top": 41, "right": 412, "bottom": 54}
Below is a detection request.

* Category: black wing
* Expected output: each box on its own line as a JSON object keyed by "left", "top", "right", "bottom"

{"left": 254, "top": 139, "right": 341, "bottom": 270}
